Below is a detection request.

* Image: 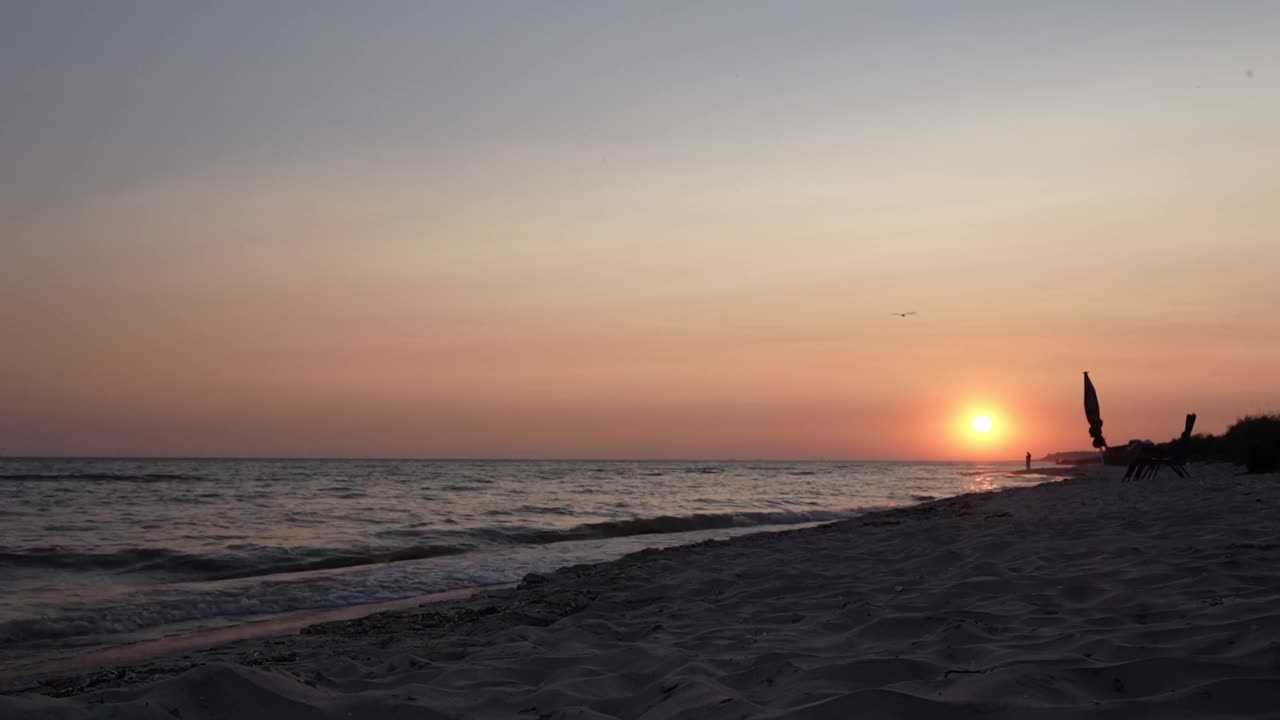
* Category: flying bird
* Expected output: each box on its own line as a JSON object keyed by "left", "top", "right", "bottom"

{"left": 892, "top": 312, "right": 917, "bottom": 317}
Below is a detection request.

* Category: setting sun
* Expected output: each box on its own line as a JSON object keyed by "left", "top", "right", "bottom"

{"left": 972, "top": 415, "right": 993, "bottom": 433}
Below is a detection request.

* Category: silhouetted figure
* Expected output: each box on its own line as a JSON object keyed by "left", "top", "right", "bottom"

{"left": 1025, "top": 452, "right": 1031, "bottom": 470}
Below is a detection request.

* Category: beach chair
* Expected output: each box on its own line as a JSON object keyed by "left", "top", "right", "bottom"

{"left": 1123, "top": 414, "right": 1196, "bottom": 481}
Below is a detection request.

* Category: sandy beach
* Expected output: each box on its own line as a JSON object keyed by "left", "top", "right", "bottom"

{"left": 5, "top": 464, "right": 1280, "bottom": 719}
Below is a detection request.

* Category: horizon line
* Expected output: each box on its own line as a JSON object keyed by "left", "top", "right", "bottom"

{"left": 0, "top": 454, "right": 1028, "bottom": 464}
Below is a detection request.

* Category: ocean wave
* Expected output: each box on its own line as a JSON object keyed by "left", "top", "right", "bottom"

{"left": 0, "top": 510, "right": 873, "bottom": 646}
{"left": 0, "top": 471, "right": 205, "bottom": 483}
{"left": 0, "top": 547, "right": 179, "bottom": 571}
{"left": 0, "top": 510, "right": 860, "bottom": 583}
{"left": 0, "top": 543, "right": 472, "bottom": 581}
{"left": 484, "top": 509, "right": 865, "bottom": 545}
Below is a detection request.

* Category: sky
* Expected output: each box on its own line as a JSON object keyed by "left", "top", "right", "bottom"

{"left": 2, "top": 1, "right": 1279, "bottom": 460}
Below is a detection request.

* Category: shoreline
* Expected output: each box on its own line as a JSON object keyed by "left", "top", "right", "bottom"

{"left": 8, "top": 463, "right": 1280, "bottom": 718}
{"left": 0, "top": 585, "right": 507, "bottom": 692}
{"left": 2, "top": 458, "right": 1020, "bottom": 675}
{"left": 1, "top": 466, "right": 1056, "bottom": 686}
{"left": 8, "top": 470, "right": 1093, "bottom": 697}
{"left": 9, "top": 470, "right": 1079, "bottom": 694}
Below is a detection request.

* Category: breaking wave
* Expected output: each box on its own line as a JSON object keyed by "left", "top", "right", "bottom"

{"left": 0, "top": 509, "right": 861, "bottom": 583}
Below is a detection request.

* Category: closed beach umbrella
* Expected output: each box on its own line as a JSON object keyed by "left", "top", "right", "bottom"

{"left": 1084, "top": 372, "right": 1107, "bottom": 449}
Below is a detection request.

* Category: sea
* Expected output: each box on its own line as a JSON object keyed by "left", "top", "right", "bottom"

{"left": 0, "top": 458, "right": 1048, "bottom": 676}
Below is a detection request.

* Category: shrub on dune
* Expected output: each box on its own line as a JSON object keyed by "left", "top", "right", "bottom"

{"left": 1224, "top": 415, "right": 1280, "bottom": 473}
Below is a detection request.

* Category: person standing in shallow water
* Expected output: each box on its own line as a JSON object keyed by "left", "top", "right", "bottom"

{"left": 1025, "top": 452, "right": 1032, "bottom": 470}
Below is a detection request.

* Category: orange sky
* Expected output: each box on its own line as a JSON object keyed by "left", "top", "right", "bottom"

{"left": 3, "top": 4, "right": 1279, "bottom": 459}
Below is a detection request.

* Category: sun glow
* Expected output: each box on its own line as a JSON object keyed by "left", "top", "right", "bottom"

{"left": 946, "top": 402, "right": 1021, "bottom": 460}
